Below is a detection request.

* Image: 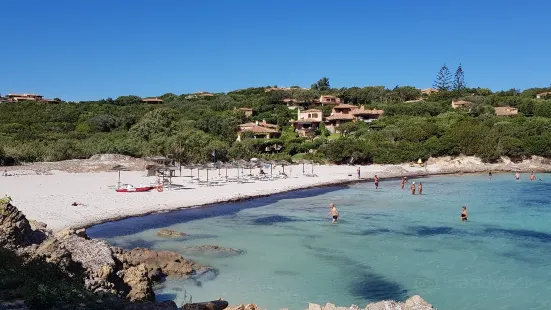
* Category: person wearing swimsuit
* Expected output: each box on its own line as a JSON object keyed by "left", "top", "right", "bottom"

{"left": 488, "top": 171, "right": 492, "bottom": 180}
{"left": 401, "top": 176, "right": 408, "bottom": 189}
{"left": 515, "top": 172, "right": 520, "bottom": 181}
{"left": 326, "top": 203, "right": 339, "bottom": 224}
{"left": 357, "top": 167, "right": 361, "bottom": 179}
{"left": 530, "top": 171, "right": 535, "bottom": 181}
{"left": 461, "top": 206, "right": 468, "bottom": 221}
{"left": 411, "top": 182, "right": 416, "bottom": 195}
{"left": 374, "top": 175, "right": 380, "bottom": 190}
{"left": 418, "top": 182, "right": 423, "bottom": 195}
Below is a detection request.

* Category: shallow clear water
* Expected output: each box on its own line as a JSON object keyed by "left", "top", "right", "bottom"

{"left": 88, "top": 174, "right": 551, "bottom": 310}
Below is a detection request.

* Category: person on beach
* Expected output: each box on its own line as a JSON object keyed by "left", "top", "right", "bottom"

{"left": 374, "top": 175, "right": 380, "bottom": 189}
{"left": 530, "top": 171, "right": 535, "bottom": 181}
{"left": 488, "top": 171, "right": 492, "bottom": 180}
{"left": 410, "top": 182, "right": 416, "bottom": 195}
{"left": 401, "top": 176, "right": 408, "bottom": 189}
{"left": 357, "top": 167, "right": 361, "bottom": 179}
{"left": 460, "top": 206, "right": 468, "bottom": 221}
{"left": 515, "top": 172, "right": 520, "bottom": 181}
{"left": 326, "top": 203, "right": 339, "bottom": 224}
{"left": 418, "top": 182, "right": 423, "bottom": 195}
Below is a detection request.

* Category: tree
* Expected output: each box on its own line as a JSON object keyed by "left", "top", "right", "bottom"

{"left": 311, "top": 77, "right": 330, "bottom": 91}
{"left": 453, "top": 64, "right": 465, "bottom": 91}
{"left": 433, "top": 64, "right": 452, "bottom": 91}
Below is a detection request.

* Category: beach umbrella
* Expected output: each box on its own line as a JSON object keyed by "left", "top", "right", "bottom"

{"left": 110, "top": 165, "right": 129, "bottom": 188}
{"left": 417, "top": 158, "right": 423, "bottom": 164}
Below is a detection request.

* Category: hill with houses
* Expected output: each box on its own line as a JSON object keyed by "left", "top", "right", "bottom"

{"left": 2, "top": 82, "right": 551, "bottom": 166}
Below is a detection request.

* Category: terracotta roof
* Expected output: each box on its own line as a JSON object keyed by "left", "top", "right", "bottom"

{"left": 351, "top": 107, "right": 384, "bottom": 115}
{"left": 326, "top": 114, "right": 355, "bottom": 121}
{"left": 291, "top": 118, "right": 323, "bottom": 123}
{"left": 283, "top": 98, "right": 298, "bottom": 103}
{"left": 239, "top": 125, "right": 280, "bottom": 134}
{"left": 333, "top": 104, "right": 359, "bottom": 109}
{"left": 143, "top": 98, "right": 163, "bottom": 102}
{"left": 302, "top": 109, "right": 322, "bottom": 113}
{"left": 495, "top": 106, "right": 518, "bottom": 116}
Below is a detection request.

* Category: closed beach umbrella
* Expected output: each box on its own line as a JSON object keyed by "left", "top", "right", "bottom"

{"left": 418, "top": 158, "right": 423, "bottom": 164}
{"left": 110, "top": 164, "right": 129, "bottom": 188}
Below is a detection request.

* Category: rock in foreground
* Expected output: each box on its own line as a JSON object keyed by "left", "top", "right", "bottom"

{"left": 308, "top": 295, "right": 435, "bottom": 310}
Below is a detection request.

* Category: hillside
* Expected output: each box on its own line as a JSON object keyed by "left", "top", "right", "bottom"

{"left": 2, "top": 84, "right": 551, "bottom": 166}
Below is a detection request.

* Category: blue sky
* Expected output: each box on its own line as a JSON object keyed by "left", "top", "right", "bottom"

{"left": 1, "top": 0, "right": 550, "bottom": 101}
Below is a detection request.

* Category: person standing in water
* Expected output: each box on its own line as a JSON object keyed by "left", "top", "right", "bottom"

{"left": 410, "top": 182, "right": 416, "bottom": 195}
{"left": 418, "top": 182, "right": 423, "bottom": 195}
{"left": 530, "top": 171, "right": 535, "bottom": 181}
{"left": 401, "top": 176, "right": 408, "bottom": 189}
{"left": 374, "top": 175, "right": 380, "bottom": 189}
{"left": 326, "top": 203, "right": 339, "bottom": 224}
{"left": 460, "top": 206, "right": 468, "bottom": 221}
{"left": 515, "top": 172, "right": 520, "bottom": 181}
{"left": 488, "top": 171, "right": 492, "bottom": 180}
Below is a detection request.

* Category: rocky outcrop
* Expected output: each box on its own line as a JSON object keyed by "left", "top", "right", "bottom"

{"left": 0, "top": 197, "right": 33, "bottom": 249}
{"left": 157, "top": 229, "right": 187, "bottom": 238}
{"left": 181, "top": 299, "right": 229, "bottom": 310}
{"left": 307, "top": 295, "right": 435, "bottom": 310}
{"left": 182, "top": 245, "right": 244, "bottom": 256}
{"left": 122, "top": 264, "right": 155, "bottom": 301}
{"left": 114, "top": 247, "right": 210, "bottom": 279}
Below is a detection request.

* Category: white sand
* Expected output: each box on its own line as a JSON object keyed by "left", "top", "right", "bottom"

{"left": 0, "top": 164, "right": 431, "bottom": 231}
{"left": 3, "top": 154, "right": 549, "bottom": 231}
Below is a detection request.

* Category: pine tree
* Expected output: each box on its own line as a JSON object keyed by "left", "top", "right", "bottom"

{"left": 433, "top": 64, "right": 452, "bottom": 91}
{"left": 453, "top": 64, "right": 465, "bottom": 91}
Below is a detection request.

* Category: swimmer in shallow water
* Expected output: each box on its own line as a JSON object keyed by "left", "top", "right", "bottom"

{"left": 488, "top": 171, "right": 492, "bottom": 180}
{"left": 515, "top": 172, "right": 520, "bottom": 181}
{"left": 418, "top": 182, "right": 423, "bottom": 195}
{"left": 374, "top": 175, "right": 380, "bottom": 190}
{"left": 460, "top": 206, "right": 468, "bottom": 221}
{"left": 530, "top": 171, "right": 535, "bottom": 181}
{"left": 401, "top": 176, "right": 408, "bottom": 189}
{"left": 326, "top": 203, "right": 339, "bottom": 224}
{"left": 410, "top": 182, "right": 416, "bottom": 195}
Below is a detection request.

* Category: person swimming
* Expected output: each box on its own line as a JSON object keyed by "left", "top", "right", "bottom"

{"left": 326, "top": 203, "right": 339, "bottom": 224}
{"left": 410, "top": 182, "right": 416, "bottom": 195}
{"left": 401, "top": 176, "right": 408, "bottom": 189}
{"left": 460, "top": 206, "right": 468, "bottom": 221}
{"left": 530, "top": 171, "right": 535, "bottom": 181}
{"left": 374, "top": 175, "right": 380, "bottom": 190}
{"left": 515, "top": 172, "right": 520, "bottom": 181}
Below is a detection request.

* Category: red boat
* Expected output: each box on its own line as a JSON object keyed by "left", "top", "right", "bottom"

{"left": 115, "top": 185, "right": 156, "bottom": 193}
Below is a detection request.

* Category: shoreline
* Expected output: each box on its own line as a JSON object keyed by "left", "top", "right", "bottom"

{"left": 2, "top": 155, "right": 551, "bottom": 232}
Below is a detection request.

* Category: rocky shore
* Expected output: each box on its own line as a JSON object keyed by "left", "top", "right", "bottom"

{"left": 1, "top": 197, "right": 437, "bottom": 309}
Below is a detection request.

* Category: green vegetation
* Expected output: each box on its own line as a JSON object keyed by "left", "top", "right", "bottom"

{"left": 2, "top": 77, "right": 551, "bottom": 165}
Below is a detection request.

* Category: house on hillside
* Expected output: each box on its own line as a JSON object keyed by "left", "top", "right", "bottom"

{"left": 451, "top": 99, "right": 473, "bottom": 109}
{"left": 317, "top": 95, "right": 341, "bottom": 106}
{"left": 235, "top": 107, "right": 254, "bottom": 117}
{"left": 421, "top": 88, "right": 439, "bottom": 96}
{"left": 6, "top": 94, "right": 43, "bottom": 102}
{"left": 142, "top": 97, "right": 164, "bottom": 104}
{"left": 237, "top": 120, "right": 280, "bottom": 141}
{"left": 494, "top": 106, "right": 518, "bottom": 116}
{"left": 290, "top": 109, "right": 323, "bottom": 137}
{"left": 536, "top": 92, "right": 551, "bottom": 99}
{"left": 325, "top": 103, "right": 358, "bottom": 133}
{"left": 5, "top": 93, "right": 60, "bottom": 103}
{"left": 196, "top": 92, "right": 214, "bottom": 97}
{"left": 351, "top": 106, "right": 384, "bottom": 122}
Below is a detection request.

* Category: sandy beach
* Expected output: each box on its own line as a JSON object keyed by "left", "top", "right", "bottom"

{"left": 2, "top": 154, "right": 550, "bottom": 231}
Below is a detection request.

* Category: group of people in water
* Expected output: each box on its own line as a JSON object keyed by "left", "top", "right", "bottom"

{"left": 332, "top": 170, "right": 544, "bottom": 224}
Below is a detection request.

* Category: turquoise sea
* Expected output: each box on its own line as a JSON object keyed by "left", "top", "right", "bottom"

{"left": 88, "top": 174, "right": 551, "bottom": 310}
